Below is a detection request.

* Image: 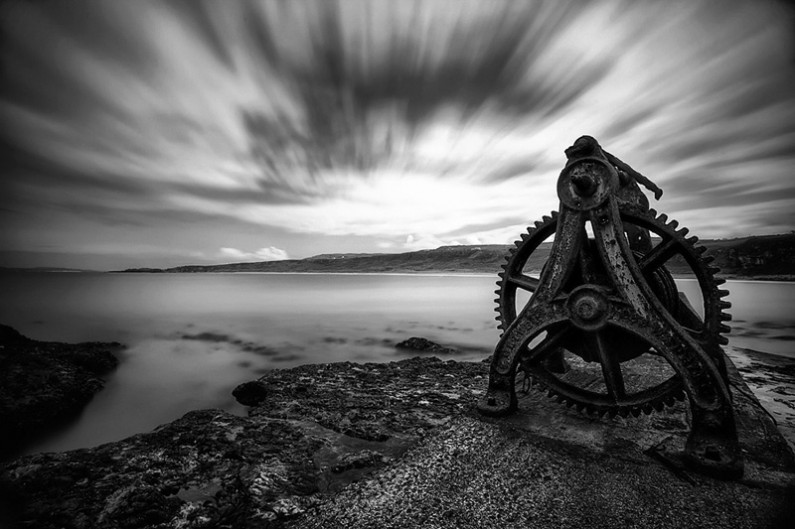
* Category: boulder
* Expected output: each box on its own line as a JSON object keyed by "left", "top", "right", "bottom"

{"left": 394, "top": 336, "right": 458, "bottom": 355}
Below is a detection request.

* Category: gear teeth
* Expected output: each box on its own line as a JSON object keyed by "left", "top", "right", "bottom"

{"left": 720, "top": 312, "right": 732, "bottom": 321}
{"left": 514, "top": 240, "right": 523, "bottom": 248}
{"left": 719, "top": 300, "right": 732, "bottom": 309}
{"left": 718, "top": 336, "right": 729, "bottom": 345}
{"left": 717, "top": 289, "right": 730, "bottom": 298}
{"left": 719, "top": 324, "right": 731, "bottom": 333}
{"left": 497, "top": 209, "right": 712, "bottom": 418}
{"left": 714, "top": 278, "right": 726, "bottom": 286}
{"left": 703, "top": 255, "right": 715, "bottom": 264}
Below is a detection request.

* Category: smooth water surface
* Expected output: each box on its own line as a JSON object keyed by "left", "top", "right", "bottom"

{"left": 1, "top": 272, "right": 792, "bottom": 453}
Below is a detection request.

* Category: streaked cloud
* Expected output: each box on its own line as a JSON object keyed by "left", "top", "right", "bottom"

{"left": 1, "top": 0, "right": 793, "bottom": 267}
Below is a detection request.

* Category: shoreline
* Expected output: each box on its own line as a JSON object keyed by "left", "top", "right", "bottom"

{"left": 2, "top": 347, "right": 793, "bottom": 528}
{"left": 4, "top": 269, "right": 794, "bottom": 282}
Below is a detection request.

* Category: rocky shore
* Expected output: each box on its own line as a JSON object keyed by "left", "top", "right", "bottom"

{"left": 0, "top": 325, "right": 121, "bottom": 461}
{"left": 1, "top": 341, "right": 793, "bottom": 529}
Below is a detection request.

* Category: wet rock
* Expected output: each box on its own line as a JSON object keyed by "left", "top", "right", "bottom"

{"left": 233, "top": 380, "right": 269, "bottom": 406}
{"left": 395, "top": 336, "right": 458, "bottom": 355}
{"left": 0, "top": 410, "right": 326, "bottom": 529}
{"left": 0, "top": 324, "right": 122, "bottom": 460}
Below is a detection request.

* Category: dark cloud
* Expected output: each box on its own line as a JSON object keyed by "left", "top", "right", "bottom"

{"left": 240, "top": 0, "right": 615, "bottom": 181}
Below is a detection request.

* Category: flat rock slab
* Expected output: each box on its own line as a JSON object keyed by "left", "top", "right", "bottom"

{"left": 1, "top": 352, "right": 793, "bottom": 529}
{"left": 293, "top": 417, "right": 792, "bottom": 529}
{"left": 293, "top": 362, "right": 795, "bottom": 529}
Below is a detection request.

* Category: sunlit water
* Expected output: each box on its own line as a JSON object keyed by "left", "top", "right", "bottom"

{"left": 0, "top": 272, "right": 792, "bottom": 454}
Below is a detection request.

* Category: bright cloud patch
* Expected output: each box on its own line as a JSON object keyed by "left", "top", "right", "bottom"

{"left": 219, "top": 246, "right": 289, "bottom": 262}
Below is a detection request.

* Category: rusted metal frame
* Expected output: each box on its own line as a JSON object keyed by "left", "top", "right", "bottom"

{"left": 479, "top": 299, "right": 569, "bottom": 416}
{"left": 480, "top": 135, "right": 741, "bottom": 478}
{"left": 592, "top": 202, "right": 741, "bottom": 477}
{"left": 479, "top": 209, "right": 585, "bottom": 416}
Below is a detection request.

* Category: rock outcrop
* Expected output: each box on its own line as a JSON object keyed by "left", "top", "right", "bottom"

{"left": 394, "top": 336, "right": 459, "bottom": 355}
{"left": 0, "top": 324, "right": 121, "bottom": 460}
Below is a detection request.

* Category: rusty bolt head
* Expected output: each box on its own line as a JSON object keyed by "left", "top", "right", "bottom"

{"left": 567, "top": 285, "right": 609, "bottom": 330}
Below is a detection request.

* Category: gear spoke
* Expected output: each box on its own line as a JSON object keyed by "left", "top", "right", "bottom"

{"left": 525, "top": 325, "right": 570, "bottom": 365}
{"left": 593, "top": 331, "right": 626, "bottom": 400}
{"left": 639, "top": 236, "right": 679, "bottom": 273}
{"left": 507, "top": 273, "right": 540, "bottom": 292}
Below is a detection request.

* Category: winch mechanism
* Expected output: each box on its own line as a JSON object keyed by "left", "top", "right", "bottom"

{"left": 477, "top": 136, "right": 742, "bottom": 479}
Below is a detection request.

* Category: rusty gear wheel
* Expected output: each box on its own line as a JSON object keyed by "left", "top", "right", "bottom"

{"left": 494, "top": 210, "right": 732, "bottom": 418}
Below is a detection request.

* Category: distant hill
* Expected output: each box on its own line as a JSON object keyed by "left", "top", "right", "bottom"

{"left": 304, "top": 252, "right": 383, "bottom": 261}
{"left": 116, "top": 234, "right": 795, "bottom": 279}
{"left": 121, "top": 244, "right": 533, "bottom": 275}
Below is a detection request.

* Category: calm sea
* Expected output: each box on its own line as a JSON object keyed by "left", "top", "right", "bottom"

{"left": 1, "top": 272, "right": 793, "bottom": 454}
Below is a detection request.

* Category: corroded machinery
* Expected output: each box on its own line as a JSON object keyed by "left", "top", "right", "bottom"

{"left": 478, "top": 136, "right": 742, "bottom": 479}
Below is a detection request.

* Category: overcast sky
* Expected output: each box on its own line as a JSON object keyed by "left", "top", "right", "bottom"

{"left": 2, "top": 0, "right": 794, "bottom": 270}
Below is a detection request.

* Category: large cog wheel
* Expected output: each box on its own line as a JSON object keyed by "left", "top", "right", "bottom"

{"left": 494, "top": 210, "right": 732, "bottom": 418}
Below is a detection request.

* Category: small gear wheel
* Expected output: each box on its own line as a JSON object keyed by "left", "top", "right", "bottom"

{"left": 494, "top": 210, "right": 731, "bottom": 417}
